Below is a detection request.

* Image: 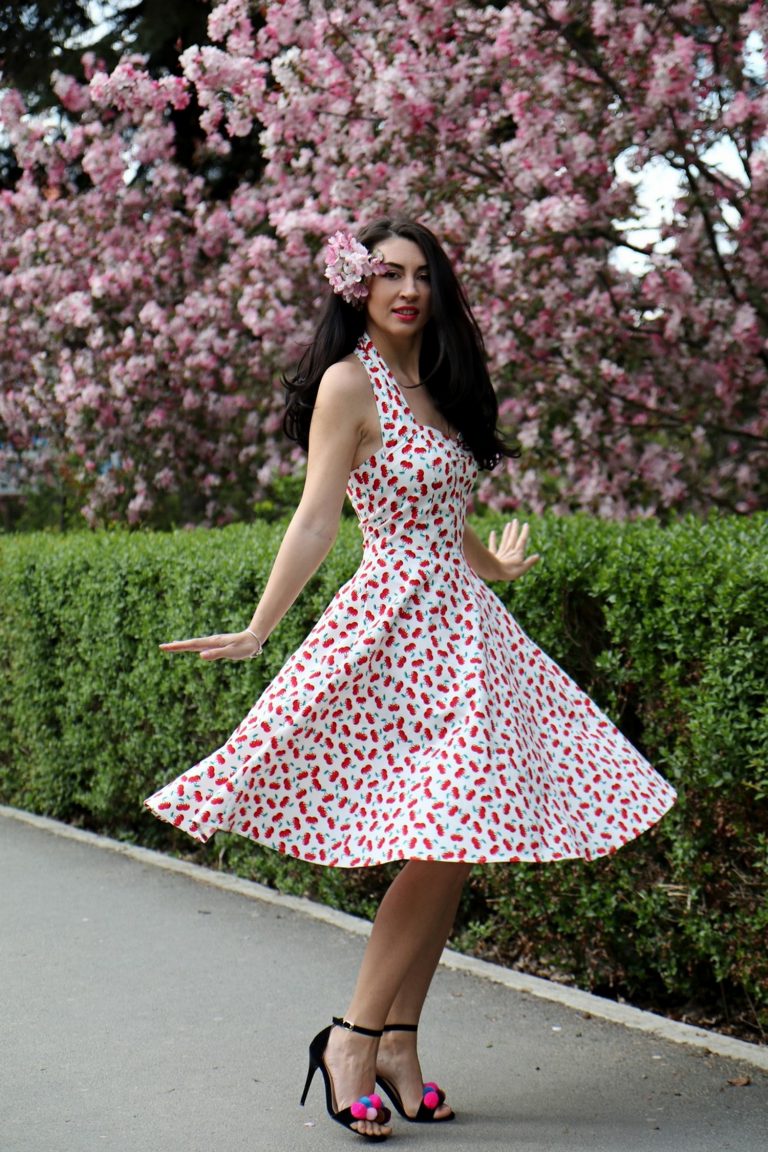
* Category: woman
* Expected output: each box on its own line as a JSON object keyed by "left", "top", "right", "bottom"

{"left": 145, "top": 217, "right": 676, "bottom": 1142}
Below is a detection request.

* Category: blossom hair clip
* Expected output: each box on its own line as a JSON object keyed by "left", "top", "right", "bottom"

{"left": 323, "top": 230, "right": 386, "bottom": 306}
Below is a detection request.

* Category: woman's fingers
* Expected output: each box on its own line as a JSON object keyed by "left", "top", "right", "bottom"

{"left": 489, "top": 520, "right": 528, "bottom": 555}
{"left": 158, "top": 631, "right": 255, "bottom": 658}
{"left": 159, "top": 632, "right": 257, "bottom": 660}
{"left": 487, "top": 519, "right": 541, "bottom": 579}
{"left": 159, "top": 635, "right": 226, "bottom": 652}
{"left": 507, "top": 520, "right": 529, "bottom": 554}
{"left": 501, "top": 519, "right": 517, "bottom": 550}
{"left": 490, "top": 519, "right": 525, "bottom": 557}
{"left": 518, "top": 552, "right": 541, "bottom": 573}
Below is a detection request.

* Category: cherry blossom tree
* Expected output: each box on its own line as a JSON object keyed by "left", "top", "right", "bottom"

{"left": 1, "top": 0, "right": 766, "bottom": 524}
{"left": 0, "top": 52, "right": 302, "bottom": 524}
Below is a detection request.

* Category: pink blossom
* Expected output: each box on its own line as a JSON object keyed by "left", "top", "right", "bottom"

{"left": 52, "top": 291, "right": 95, "bottom": 328}
{"left": 323, "top": 231, "right": 385, "bottom": 304}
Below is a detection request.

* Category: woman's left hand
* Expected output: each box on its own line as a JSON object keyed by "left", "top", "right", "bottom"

{"left": 487, "top": 519, "right": 540, "bottom": 581}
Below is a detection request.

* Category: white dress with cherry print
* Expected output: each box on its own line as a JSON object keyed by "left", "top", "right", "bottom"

{"left": 145, "top": 335, "right": 676, "bottom": 865}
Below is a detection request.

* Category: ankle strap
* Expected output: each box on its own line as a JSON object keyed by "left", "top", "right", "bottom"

{"left": 382, "top": 1022, "right": 418, "bottom": 1033}
{"left": 332, "top": 1016, "right": 383, "bottom": 1038}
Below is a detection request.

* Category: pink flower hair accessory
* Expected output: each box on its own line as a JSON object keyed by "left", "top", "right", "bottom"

{"left": 323, "top": 230, "right": 385, "bottom": 305}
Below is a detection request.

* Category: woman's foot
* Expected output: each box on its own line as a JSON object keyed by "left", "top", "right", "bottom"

{"left": 376, "top": 1025, "right": 454, "bottom": 1122}
{"left": 323, "top": 1021, "right": 393, "bottom": 1139}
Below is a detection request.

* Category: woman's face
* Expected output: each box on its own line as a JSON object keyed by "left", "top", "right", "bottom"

{"left": 365, "top": 236, "right": 432, "bottom": 337}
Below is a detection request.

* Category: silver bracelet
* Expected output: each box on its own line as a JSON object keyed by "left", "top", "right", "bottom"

{"left": 245, "top": 626, "right": 263, "bottom": 658}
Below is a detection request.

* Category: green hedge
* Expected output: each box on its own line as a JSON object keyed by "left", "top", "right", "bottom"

{"left": 1, "top": 515, "right": 766, "bottom": 1037}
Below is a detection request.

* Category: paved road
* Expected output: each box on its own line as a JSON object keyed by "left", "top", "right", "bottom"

{"left": 1, "top": 810, "right": 765, "bottom": 1152}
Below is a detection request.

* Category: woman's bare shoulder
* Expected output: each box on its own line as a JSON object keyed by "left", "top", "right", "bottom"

{"left": 316, "top": 355, "right": 373, "bottom": 412}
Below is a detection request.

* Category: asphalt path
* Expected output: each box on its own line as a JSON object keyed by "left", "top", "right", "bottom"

{"left": 1, "top": 809, "right": 765, "bottom": 1152}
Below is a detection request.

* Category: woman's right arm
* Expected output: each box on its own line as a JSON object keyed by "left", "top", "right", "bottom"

{"left": 160, "top": 360, "right": 371, "bottom": 661}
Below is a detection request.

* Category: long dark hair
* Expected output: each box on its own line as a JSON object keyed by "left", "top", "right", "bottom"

{"left": 283, "top": 216, "right": 517, "bottom": 470}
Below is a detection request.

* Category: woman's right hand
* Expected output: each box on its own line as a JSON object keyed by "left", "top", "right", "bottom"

{"left": 159, "top": 630, "right": 262, "bottom": 661}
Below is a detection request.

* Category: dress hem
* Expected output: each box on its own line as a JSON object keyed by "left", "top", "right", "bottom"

{"left": 143, "top": 793, "right": 676, "bottom": 870}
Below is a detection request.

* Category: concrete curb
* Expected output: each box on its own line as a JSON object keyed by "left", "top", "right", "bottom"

{"left": 3, "top": 803, "right": 766, "bottom": 1073}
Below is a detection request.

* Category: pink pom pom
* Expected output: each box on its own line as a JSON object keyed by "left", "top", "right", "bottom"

{"left": 423, "top": 1082, "right": 439, "bottom": 1093}
{"left": 350, "top": 1100, "right": 368, "bottom": 1120}
{"left": 368, "top": 1093, "right": 383, "bottom": 1110}
{"left": 423, "top": 1089, "right": 440, "bottom": 1110}
{"left": 365, "top": 1106, "right": 378, "bottom": 1121}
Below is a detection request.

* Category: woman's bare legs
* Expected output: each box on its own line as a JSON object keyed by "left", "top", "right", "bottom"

{"left": 376, "top": 862, "right": 468, "bottom": 1119}
{"left": 323, "top": 860, "right": 471, "bottom": 1136}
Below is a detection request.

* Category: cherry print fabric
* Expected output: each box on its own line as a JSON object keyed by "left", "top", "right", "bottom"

{"left": 145, "top": 336, "right": 676, "bottom": 866}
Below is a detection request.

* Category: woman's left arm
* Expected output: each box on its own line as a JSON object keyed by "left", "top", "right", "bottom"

{"left": 463, "top": 519, "right": 540, "bottom": 582}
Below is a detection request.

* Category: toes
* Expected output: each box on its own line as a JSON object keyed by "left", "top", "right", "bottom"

{"left": 352, "top": 1119, "right": 392, "bottom": 1137}
{"left": 432, "top": 1092, "right": 455, "bottom": 1119}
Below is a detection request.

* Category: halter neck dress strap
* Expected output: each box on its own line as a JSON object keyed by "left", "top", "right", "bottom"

{"left": 354, "top": 334, "right": 412, "bottom": 452}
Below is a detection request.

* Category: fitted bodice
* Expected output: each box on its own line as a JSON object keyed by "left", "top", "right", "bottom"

{"left": 346, "top": 336, "right": 478, "bottom": 560}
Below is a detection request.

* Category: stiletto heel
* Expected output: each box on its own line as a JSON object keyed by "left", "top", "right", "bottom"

{"left": 299, "top": 1058, "right": 317, "bottom": 1107}
{"left": 300, "top": 1019, "right": 392, "bottom": 1141}
{"left": 376, "top": 1022, "right": 455, "bottom": 1123}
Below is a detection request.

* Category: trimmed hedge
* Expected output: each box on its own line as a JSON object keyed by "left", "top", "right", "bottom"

{"left": 1, "top": 515, "right": 766, "bottom": 1037}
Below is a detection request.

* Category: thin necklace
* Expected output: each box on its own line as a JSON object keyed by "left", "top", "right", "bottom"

{"left": 391, "top": 369, "right": 424, "bottom": 390}
{"left": 369, "top": 335, "right": 424, "bottom": 388}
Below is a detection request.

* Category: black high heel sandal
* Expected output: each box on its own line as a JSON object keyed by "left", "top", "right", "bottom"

{"left": 300, "top": 1017, "right": 392, "bottom": 1142}
{"left": 376, "top": 1022, "right": 455, "bottom": 1123}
